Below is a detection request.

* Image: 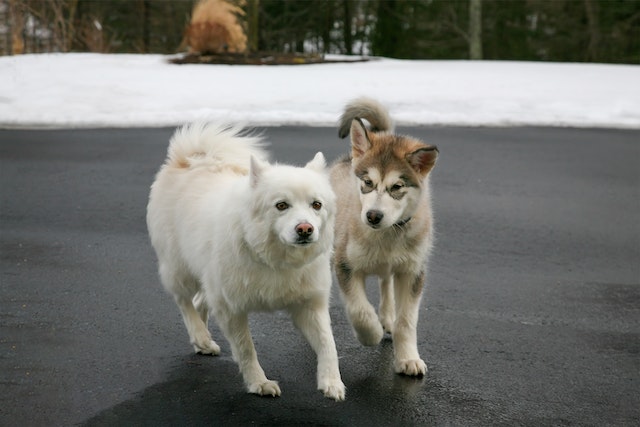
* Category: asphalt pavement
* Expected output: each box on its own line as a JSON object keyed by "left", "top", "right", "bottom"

{"left": 1, "top": 126, "right": 638, "bottom": 426}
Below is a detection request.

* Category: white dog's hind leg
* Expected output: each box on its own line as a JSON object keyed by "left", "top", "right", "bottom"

{"left": 174, "top": 294, "right": 221, "bottom": 355}
{"left": 378, "top": 275, "right": 395, "bottom": 334}
{"left": 193, "top": 291, "right": 209, "bottom": 324}
{"left": 216, "top": 309, "right": 281, "bottom": 397}
{"left": 290, "top": 300, "right": 346, "bottom": 401}
{"left": 160, "top": 266, "right": 220, "bottom": 355}
{"left": 391, "top": 272, "right": 427, "bottom": 376}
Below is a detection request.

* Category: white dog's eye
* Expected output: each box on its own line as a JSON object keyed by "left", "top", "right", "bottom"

{"left": 363, "top": 178, "right": 374, "bottom": 188}
{"left": 312, "top": 201, "right": 322, "bottom": 210}
{"left": 275, "top": 201, "right": 289, "bottom": 211}
{"left": 390, "top": 183, "right": 404, "bottom": 191}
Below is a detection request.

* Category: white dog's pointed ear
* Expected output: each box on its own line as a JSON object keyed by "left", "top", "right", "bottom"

{"left": 305, "top": 152, "right": 326, "bottom": 172}
{"left": 250, "top": 156, "right": 266, "bottom": 188}
{"left": 350, "top": 118, "right": 371, "bottom": 159}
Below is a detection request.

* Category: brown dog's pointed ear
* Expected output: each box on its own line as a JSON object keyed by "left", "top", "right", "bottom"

{"left": 406, "top": 146, "right": 438, "bottom": 175}
{"left": 350, "top": 118, "right": 371, "bottom": 159}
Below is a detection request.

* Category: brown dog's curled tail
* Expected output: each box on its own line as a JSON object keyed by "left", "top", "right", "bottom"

{"left": 338, "top": 97, "right": 395, "bottom": 139}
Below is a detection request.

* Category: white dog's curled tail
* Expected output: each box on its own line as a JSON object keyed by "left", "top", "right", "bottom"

{"left": 165, "top": 122, "right": 269, "bottom": 170}
{"left": 338, "top": 97, "right": 395, "bottom": 139}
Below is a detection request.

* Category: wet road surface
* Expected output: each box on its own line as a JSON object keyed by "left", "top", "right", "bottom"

{"left": 1, "top": 126, "right": 639, "bottom": 426}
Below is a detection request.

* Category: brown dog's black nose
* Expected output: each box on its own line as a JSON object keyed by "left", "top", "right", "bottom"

{"left": 296, "top": 222, "right": 314, "bottom": 238}
{"left": 366, "top": 210, "right": 384, "bottom": 225}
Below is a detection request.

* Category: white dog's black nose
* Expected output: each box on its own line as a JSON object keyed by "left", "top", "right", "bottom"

{"left": 366, "top": 210, "right": 384, "bottom": 226}
{"left": 296, "top": 222, "right": 314, "bottom": 238}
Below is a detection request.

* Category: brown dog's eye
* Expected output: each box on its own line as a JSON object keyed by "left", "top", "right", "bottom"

{"left": 275, "top": 201, "right": 289, "bottom": 211}
{"left": 312, "top": 201, "right": 322, "bottom": 210}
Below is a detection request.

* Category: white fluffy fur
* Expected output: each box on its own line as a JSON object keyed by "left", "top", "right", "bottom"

{"left": 147, "top": 122, "right": 345, "bottom": 400}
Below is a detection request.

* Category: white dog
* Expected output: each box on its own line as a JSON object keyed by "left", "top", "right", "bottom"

{"left": 146, "top": 122, "right": 345, "bottom": 400}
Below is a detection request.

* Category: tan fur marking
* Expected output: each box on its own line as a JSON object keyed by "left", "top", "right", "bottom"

{"left": 411, "top": 271, "right": 425, "bottom": 298}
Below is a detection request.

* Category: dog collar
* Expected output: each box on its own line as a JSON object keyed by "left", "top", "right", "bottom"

{"left": 394, "top": 217, "right": 412, "bottom": 227}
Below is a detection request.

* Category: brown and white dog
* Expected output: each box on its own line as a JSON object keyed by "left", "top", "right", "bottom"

{"left": 331, "top": 98, "right": 438, "bottom": 376}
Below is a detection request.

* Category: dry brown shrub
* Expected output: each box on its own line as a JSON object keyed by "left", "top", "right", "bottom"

{"left": 185, "top": 0, "right": 247, "bottom": 54}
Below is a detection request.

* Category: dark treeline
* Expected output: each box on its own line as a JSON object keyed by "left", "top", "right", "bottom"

{"left": 2, "top": 0, "right": 639, "bottom": 63}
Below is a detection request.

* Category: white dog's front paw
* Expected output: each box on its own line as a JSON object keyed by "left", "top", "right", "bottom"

{"left": 248, "top": 380, "right": 281, "bottom": 397}
{"left": 193, "top": 339, "right": 220, "bottom": 356}
{"left": 395, "top": 358, "right": 427, "bottom": 376}
{"left": 319, "top": 379, "right": 346, "bottom": 401}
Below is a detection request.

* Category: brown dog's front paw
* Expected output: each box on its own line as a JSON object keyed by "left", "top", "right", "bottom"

{"left": 351, "top": 309, "right": 384, "bottom": 346}
{"left": 395, "top": 358, "right": 427, "bottom": 376}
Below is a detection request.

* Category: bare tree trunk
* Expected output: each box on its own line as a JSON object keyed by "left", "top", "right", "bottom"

{"left": 47, "top": 0, "right": 78, "bottom": 52}
{"left": 584, "top": 0, "right": 600, "bottom": 62}
{"left": 8, "top": 0, "right": 25, "bottom": 54}
{"left": 469, "top": 0, "right": 482, "bottom": 59}
{"left": 247, "top": 0, "right": 259, "bottom": 53}
{"left": 65, "top": 0, "right": 78, "bottom": 51}
{"left": 343, "top": 0, "right": 352, "bottom": 55}
{"left": 321, "top": 1, "right": 334, "bottom": 54}
{"left": 141, "top": 0, "right": 150, "bottom": 53}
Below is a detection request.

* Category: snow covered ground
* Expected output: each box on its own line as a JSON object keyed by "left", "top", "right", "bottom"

{"left": 0, "top": 53, "right": 638, "bottom": 129}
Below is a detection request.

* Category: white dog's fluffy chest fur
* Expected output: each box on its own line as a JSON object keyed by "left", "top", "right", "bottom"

{"left": 215, "top": 254, "right": 330, "bottom": 312}
{"left": 212, "top": 215, "right": 331, "bottom": 312}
